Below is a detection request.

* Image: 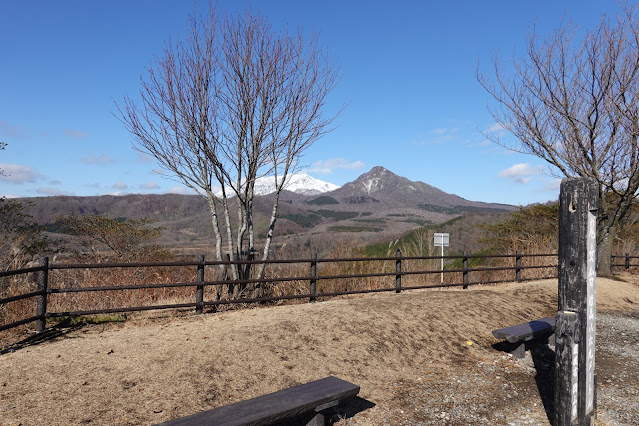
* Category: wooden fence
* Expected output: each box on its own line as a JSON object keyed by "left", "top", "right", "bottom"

{"left": 1, "top": 251, "right": 634, "bottom": 334}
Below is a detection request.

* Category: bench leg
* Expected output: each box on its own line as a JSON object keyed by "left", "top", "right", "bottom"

{"left": 512, "top": 342, "right": 525, "bottom": 359}
{"left": 306, "top": 399, "right": 340, "bottom": 425}
{"left": 306, "top": 412, "right": 325, "bottom": 426}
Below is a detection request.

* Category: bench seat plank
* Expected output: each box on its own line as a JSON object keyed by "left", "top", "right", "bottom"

{"left": 159, "top": 376, "right": 360, "bottom": 426}
{"left": 492, "top": 317, "right": 556, "bottom": 343}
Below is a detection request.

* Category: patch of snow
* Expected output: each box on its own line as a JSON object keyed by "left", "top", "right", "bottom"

{"left": 363, "top": 177, "right": 379, "bottom": 194}
{"left": 216, "top": 173, "right": 339, "bottom": 197}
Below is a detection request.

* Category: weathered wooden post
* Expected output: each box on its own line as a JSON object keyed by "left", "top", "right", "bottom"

{"left": 196, "top": 255, "right": 205, "bottom": 314}
{"left": 395, "top": 249, "right": 402, "bottom": 293}
{"left": 462, "top": 251, "right": 469, "bottom": 289}
{"left": 625, "top": 253, "right": 630, "bottom": 271}
{"left": 36, "top": 256, "right": 49, "bottom": 332}
{"left": 555, "top": 177, "right": 598, "bottom": 426}
{"left": 310, "top": 253, "right": 317, "bottom": 302}
{"left": 515, "top": 250, "right": 522, "bottom": 282}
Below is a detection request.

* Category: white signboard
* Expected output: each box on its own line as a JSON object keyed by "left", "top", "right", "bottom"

{"left": 434, "top": 233, "right": 449, "bottom": 247}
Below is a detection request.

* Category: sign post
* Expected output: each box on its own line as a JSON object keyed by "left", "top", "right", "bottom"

{"left": 434, "top": 233, "right": 449, "bottom": 286}
{"left": 555, "top": 177, "right": 598, "bottom": 426}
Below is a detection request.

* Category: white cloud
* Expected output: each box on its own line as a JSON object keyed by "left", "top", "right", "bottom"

{"left": 81, "top": 154, "right": 115, "bottom": 165}
{"left": 0, "top": 163, "right": 42, "bottom": 183}
{"left": 165, "top": 185, "right": 196, "bottom": 195}
{"left": 307, "top": 158, "right": 365, "bottom": 174}
{"left": 542, "top": 179, "right": 562, "bottom": 192}
{"left": 113, "top": 181, "right": 128, "bottom": 190}
{"left": 486, "top": 123, "right": 505, "bottom": 134}
{"left": 64, "top": 129, "right": 88, "bottom": 139}
{"left": 498, "top": 163, "right": 543, "bottom": 184}
{"left": 136, "top": 152, "right": 155, "bottom": 163}
{"left": 36, "top": 187, "right": 74, "bottom": 196}
{"left": 140, "top": 181, "right": 160, "bottom": 190}
{"left": 1, "top": 194, "right": 21, "bottom": 198}
{"left": 0, "top": 119, "right": 29, "bottom": 139}
{"left": 412, "top": 127, "right": 460, "bottom": 145}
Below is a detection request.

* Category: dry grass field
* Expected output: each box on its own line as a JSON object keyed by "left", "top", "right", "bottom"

{"left": 1, "top": 276, "right": 638, "bottom": 425}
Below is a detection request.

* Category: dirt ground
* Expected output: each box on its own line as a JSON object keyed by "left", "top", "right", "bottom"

{"left": 1, "top": 276, "right": 638, "bottom": 425}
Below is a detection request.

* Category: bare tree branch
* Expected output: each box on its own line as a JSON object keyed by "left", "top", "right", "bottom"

{"left": 477, "top": 4, "right": 639, "bottom": 276}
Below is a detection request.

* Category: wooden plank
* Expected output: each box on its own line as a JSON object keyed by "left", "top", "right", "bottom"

{"left": 158, "top": 376, "right": 360, "bottom": 426}
{"left": 492, "top": 317, "right": 556, "bottom": 343}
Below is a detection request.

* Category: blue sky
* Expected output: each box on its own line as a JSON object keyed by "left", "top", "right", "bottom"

{"left": 0, "top": 0, "right": 621, "bottom": 205}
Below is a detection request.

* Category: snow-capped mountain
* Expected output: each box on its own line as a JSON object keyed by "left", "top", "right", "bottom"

{"left": 272, "top": 173, "right": 339, "bottom": 195}
{"left": 216, "top": 173, "right": 339, "bottom": 197}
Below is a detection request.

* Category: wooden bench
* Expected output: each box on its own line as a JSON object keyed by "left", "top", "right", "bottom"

{"left": 492, "top": 317, "right": 556, "bottom": 359}
{"left": 158, "top": 376, "right": 360, "bottom": 426}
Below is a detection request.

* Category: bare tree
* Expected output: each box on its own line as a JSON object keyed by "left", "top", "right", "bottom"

{"left": 117, "top": 7, "right": 340, "bottom": 293}
{"left": 477, "top": 4, "right": 639, "bottom": 276}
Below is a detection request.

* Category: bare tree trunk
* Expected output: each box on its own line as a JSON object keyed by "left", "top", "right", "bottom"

{"left": 597, "top": 225, "right": 615, "bottom": 277}
{"left": 204, "top": 191, "right": 223, "bottom": 262}
{"left": 219, "top": 195, "right": 240, "bottom": 298}
{"left": 256, "top": 189, "right": 281, "bottom": 281}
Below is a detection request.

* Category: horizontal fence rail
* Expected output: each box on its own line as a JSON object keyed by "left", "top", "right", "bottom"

{"left": 0, "top": 249, "right": 606, "bottom": 334}
{"left": 611, "top": 253, "right": 639, "bottom": 270}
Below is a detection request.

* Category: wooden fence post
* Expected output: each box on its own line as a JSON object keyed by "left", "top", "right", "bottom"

{"left": 463, "top": 251, "right": 469, "bottom": 289}
{"left": 310, "top": 254, "right": 317, "bottom": 302}
{"left": 515, "top": 250, "right": 522, "bottom": 282}
{"left": 196, "top": 255, "right": 205, "bottom": 315}
{"left": 395, "top": 249, "right": 402, "bottom": 293}
{"left": 36, "top": 256, "right": 49, "bottom": 332}
{"left": 625, "top": 253, "right": 630, "bottom": 271}
{"left": 555, "top": 177, "right": 598, "bottom": 426}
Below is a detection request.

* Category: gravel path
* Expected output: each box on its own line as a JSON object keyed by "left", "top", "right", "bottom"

{"left": 596, "top": 311, "right": 639, "bottom": 425}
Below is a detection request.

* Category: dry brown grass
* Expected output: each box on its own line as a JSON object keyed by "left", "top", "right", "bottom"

{"left": 1, "top": 247, "right": 559, "bottom": 344}
{"left": 1, "top": 275, "right": 638, "bottom": 425}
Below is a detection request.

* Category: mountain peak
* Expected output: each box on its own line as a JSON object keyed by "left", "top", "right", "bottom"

{"left": 349, "top": 166, "right": 401, "bottom": 194}
{"left": 367, "top": 166, "right": 392, "bottom": 175}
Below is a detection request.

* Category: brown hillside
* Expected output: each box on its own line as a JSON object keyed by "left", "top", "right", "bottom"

{"left": 1, "top": 276, "right": 638, "bottom": 425}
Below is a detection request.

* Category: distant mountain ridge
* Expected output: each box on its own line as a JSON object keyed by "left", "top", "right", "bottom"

{"left": 18, "top": 166, "right": 518, "bottom": 251}
{"left": 324, "top": 166, "right": 514, "bottom": 212}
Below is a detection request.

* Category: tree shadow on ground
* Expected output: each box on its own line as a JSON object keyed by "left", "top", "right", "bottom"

{"left": 1, "top": 316, "right": 124, "bottom": 354}
{"left": 1, "top": 326, "right": 73, "bottom": 354}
